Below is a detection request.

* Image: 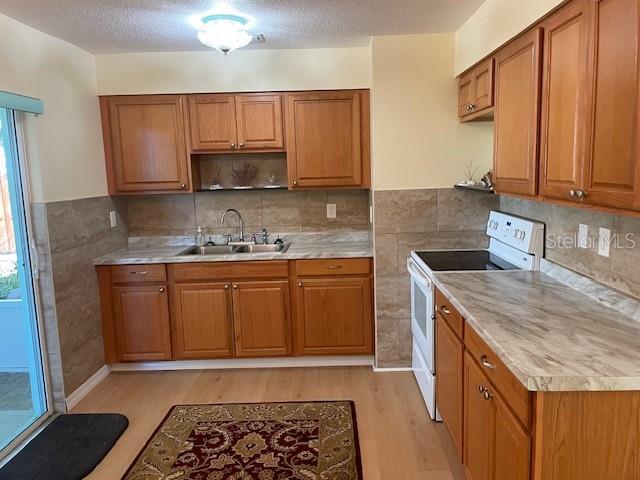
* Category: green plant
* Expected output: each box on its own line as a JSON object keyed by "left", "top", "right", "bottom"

{"left": 0, "top": 266, "right": 19, "bottom": 300}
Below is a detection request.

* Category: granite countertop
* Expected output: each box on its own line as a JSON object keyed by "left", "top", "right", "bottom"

{"left": 432, "top": 270, "right": 640, "bottom": 392}
{"left": 93, "top": 235, "right": 373, "bottom": 265}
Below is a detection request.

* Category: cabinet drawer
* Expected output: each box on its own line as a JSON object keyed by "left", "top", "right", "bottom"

{"left": 435, "top": 289, "right": 464, "bottom": 339}
{"left": 170, "top": 261, "right": 289, "bottom": 282}
{"left": 111, "top": 264, "right": 166, "bottom": 284}
{"left": 296, "top": 258, "right": 371, "bottom": 277}
{"left": 465, "top": 325, "right": 532, "bottom": 428}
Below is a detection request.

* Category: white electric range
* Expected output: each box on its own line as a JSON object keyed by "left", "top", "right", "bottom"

{"left": 406, "top": 211, "right": 545, "bottom": 420}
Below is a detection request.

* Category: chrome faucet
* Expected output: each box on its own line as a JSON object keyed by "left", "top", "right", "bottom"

{"left": 220, "top": 209, "right": 245, "bottom": 242}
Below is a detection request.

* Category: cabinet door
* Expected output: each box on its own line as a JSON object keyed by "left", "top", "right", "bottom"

{"left": 188, "top": 94, "right": 238, "bottom": 151}
{"left": 459, "top": 72, "right": 475, "bottom": 117}
{"left": 232, "top": 281, "right": 290, "bottom": 357}
{"left": 171, "top": 282, "right": 234, "bottom": 359}
{"left": 472, "top": 58, "right": 495, "bottom": 113}
{"left": 494, "top": 393, "right": 531, "bottom": 480}
{"left": 435, "top": 314, "right": 464, "bottom": 459}
{"left": 295, "top": 277, "right": 373, "bottom": 355}
{"left": 113, "top": 285, "right": 172, "bottom": 361}
{"left": 493, "top": 29, "right": 543, "bottom": 196}
{"left": 235, "top": 94, "right": 284, "bottom": 150}
{"left": 464, "top": 352, "right": 495, "bottom": 480}
{"left": 539, "top": 0, "right": 590, "bottom": 200}
{"left": 107, "top": 95, "right": 190, "bottom": 193}
{"left": 286, "top": 91, "right": 363, "bottom": 188}
{"left": 583, "top": 0, "right": 640, "bottom": 209}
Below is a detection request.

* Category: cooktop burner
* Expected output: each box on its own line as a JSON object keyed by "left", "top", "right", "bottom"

{"left": 415, "top": 250, "right": 520, "bottom": 271}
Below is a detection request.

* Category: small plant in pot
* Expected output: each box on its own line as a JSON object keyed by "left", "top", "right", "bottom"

{"left": 232, "top": 163, "right": 258, "bottom": 189}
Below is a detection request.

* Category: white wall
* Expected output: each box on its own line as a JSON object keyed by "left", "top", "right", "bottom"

{"left": 455, "top": 0, "right": 563, "bottom": 74}
{"left": 372, "top": 34, "right": 493, "bottom": 190}
{"left": 95, "top": 47, "right": 371, "bottom": 95}
{"left": 0, "top": 13, "right": 106, "bottom": 202}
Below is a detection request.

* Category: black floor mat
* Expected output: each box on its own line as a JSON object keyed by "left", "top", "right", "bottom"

{"left": 0, "top": 413, "right": 128, "bottom": 480}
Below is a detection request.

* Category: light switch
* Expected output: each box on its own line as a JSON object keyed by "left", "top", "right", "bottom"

{"left": 578, "top": 224, "right": 588, "bottom": 249}
{"left": 327, "top": 204, "right": 336, "bottom": 219}
{"left": 109, "top": 211, "right": 117, "bottom": 228}
{"left": 598, "top": 227, "right": 610, "bottom": 257}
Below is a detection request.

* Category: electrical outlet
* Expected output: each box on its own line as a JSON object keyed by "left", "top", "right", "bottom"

{"left": 326, "top": 204, "right": 336, "bottom": 219}
{"left": 109, "top": 211, "right": 117, "bottom": 228}
{"left": 578, "top": 224, "right": 588, "bottom": 249}
{"left": 598, "top": 227, "right": 611, "bottom": 257}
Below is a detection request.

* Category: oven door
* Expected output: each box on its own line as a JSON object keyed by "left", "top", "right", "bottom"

{"left": 407, "top": 257, "right": 435, "bottom": 374}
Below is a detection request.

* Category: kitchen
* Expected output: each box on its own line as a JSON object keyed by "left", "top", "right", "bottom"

{"left": 0, "top": 0, "right": 639, "bottom": 479}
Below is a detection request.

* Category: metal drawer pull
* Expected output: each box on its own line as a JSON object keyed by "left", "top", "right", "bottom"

{"left": 298, "top": 282, "right": 303, "bottom": 287}
{"left": 483, "top": 389, "right": 493, "bottom": 401}
{"left": 440, "top": 306, "right": 451, "bottom": 315}
{"left": 478, "top": 385, "right": 487, "bottom": 394}
{"left": 233, "top": 284, "right": 238, "bottom": 289}
{"left": 130, "top": 271, "right": 147, "bottom": 275}
{"left": 225, "top": 284, "right": 229, "bottom": 289}
{"left": 481, "top": 355, "right": 496, "bottom": 370}
{"left": 327, "top": 265, "right": 343, "bottom": 270}
{"left": 159, "top": 287, "right": 165, "bottom": 292}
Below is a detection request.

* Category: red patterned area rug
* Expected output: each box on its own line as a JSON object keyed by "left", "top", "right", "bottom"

{"left": 122, "top": 401, "right": 362, "bottom": 480}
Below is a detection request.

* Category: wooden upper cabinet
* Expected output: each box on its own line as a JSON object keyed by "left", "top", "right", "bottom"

{"left": 188, "top": 93, "right": 284, "bottom": 152}
{"left": 459, "top": 58, "right": 495, "bottom": 120}
{"left": 539, "top": 0, "right": 590, "bottom": 200}
{"left": 231, "top": 280, "right": 290, "bottom": 357}
{"left": 435, "top": 314, "right": 464, "bottom": 460}
{"left": 188, "top": 94, "right": 238, "bottom": 151}
{"left": 171, "top": 282, "right": 234, "bottom": 359}
{"left": 102, "top": 95, "right": 190, "bottom": 194}
{"left": 294, "top": 276, "right": 373, "bottom": 355}
{"left": 235, "top": 94, "right": 284, "bottom": 150}
{"left": 112, "top": 285, "right": 172, "bottom": 361}
{"left": 285, "top": 90, "right": 370, "bottom": 189}
{"left": 493, "top": 28, "right": 543, "bottom": 196}
{"left": 583, "top": 0, "right": 640, "bottom": 210}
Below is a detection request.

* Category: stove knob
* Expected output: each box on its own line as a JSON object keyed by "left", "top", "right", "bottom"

{"left": 518, "top": 230, "right": 526, "bottom": 240}
{"left": 512, "top": 228, "right": 519, "bottom": 238}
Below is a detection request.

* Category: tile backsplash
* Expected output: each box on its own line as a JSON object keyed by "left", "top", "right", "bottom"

{"left": 126, "top": 189, "right": 371, "bottom": 237}
{"left": 373, "top": 188, "right": 500, "bottom": 368}
{"left": 501, "top": 196, "right": 640, "bottom": 299}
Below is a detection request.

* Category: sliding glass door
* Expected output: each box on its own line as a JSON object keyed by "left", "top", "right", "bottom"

{"left": 0, "top": 108, "right": 49, "bottom": 454}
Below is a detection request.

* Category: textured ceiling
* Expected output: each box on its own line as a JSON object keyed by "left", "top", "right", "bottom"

{"left": 0, "top": 0, "right": 485, "bottom": 53}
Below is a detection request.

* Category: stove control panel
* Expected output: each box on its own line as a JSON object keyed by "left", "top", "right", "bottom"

{"left": 486, "top": 211, "right": 544, "bottom": 255}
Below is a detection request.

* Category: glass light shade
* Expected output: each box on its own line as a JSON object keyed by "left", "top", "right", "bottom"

{"left": 197, "top": 16, "right": 253, "bottom": 54}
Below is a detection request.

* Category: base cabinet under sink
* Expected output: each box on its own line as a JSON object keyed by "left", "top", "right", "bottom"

{"left": 97, "top": 258, "right": 373, "bottom": 363}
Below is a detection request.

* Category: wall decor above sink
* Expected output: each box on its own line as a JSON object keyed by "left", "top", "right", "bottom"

{"left": 193, "top": 152, "right": 287, "bottom": 192}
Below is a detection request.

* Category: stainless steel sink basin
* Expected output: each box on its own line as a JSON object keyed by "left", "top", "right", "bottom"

{"left": 235, "top": 243, "right": 291, "bottom": 253}
{"left": 178, "top": 243, "right": 290, "bottom": 256}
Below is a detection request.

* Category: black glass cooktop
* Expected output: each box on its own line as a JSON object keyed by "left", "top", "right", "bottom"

{"left": 415, "top": 250, "right": 520, "bottom": 271}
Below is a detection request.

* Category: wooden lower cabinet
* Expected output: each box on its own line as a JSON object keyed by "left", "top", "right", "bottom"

{"left": 112, "top": 285, "right": 172, "bottom": 361}
{"left": 171, "top": 282, "right": 234, "bottom": 359}
{"left": 464, "top": 352, "right": 531, "bottom": 480}
{"left": 436, "top": 314, "right": 464, "bottom": 459}
{"left": 232, "top": 280, "right": 290, "bottom": 357}
{"left": 294, "top": 276, "right": 373, "bottom": 355}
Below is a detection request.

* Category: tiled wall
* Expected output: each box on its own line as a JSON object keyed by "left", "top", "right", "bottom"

{"left": 126, "top": 189, "right": 371, "bottom": 237}
{"left": 34, "top": 196, "right": 127, "bottom": 401}
{"left": 373, "top": 188, "right": 499, "bottom": 368}
{"left": 501, "top": 196, "right": 640, "bottom": 299}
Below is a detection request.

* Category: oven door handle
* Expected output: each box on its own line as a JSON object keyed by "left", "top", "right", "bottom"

{"left": 407, "top": 258, "right": 432, "bottom": 289}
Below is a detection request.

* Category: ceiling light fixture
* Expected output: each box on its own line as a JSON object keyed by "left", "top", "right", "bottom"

{"left": 191, "top": 9, "right": 254, "bottom": 55}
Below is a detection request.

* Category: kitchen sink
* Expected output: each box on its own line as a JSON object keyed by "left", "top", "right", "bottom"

{"left": 178, "top": 243, "right": 290, "bottom": 256}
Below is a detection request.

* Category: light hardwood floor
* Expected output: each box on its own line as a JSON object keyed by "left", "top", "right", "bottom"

{"left": 72, "top": 367, "right": 465, "bottom": 480}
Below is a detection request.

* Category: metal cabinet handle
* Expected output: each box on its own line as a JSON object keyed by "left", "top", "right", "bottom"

{"left": 481, "top": 355, "right": 496, "bottom": 370}
{"left": 569, "top": 189, "right": 577, "bottom": 198}
{"left": 298, "top": 282, "right": 303, "bottom": 287}
{"left": 225, "top": 284, "right": 230, "bottom": 289}
{"left": 483, "top": 389, "right": 493, "bottom": 401}
{"left": 130, "top": 271, "right": 147, "bottom": 275}
{"left": 230, "top": 143, "right": 236, "bottom": 149}
{"left": 327, "top": 265, "right": 343, "bottom": 270}
{"left": 293, "top": 180, "right": 298, "bottom": 186}
{"left": 180, "top": 183, "right": 187, "bottom": 189}
{"left": 440, "top": 305, "right": 451, "bottom": 315}
{"left": 233, "top": 284, "right": 238, "bottom": 289}
{"left": 576, "top": 190, "right": 587, "bottom": 199}
{"left": 159, "top": 287, "right": 165, "bottom": 292}
{"left": 239, "top": 143, "right": 245, "bottom": 148}
{"left": 478, "top": 385, "right": 487, "bottom": 394}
